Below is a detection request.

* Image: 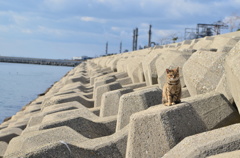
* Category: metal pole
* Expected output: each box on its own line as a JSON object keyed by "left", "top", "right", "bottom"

{"left": 106, "top": 42, "right": 108, "bottom": 55}
{"left": 120, "top": 41, "right": 122, "bottom": 53}
{"left": 135, "top": 28, "right": 138, "bottom": 50}
{"left": 148, "top": 25, "right": 152, "bottom": 47}
{"left": 132, "top": 29, "right": 136, "bottom": 51}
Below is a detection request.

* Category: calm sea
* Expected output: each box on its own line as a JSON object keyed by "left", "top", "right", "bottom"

{"left": 0, "top": 62, "right": 72, "bottom": 123}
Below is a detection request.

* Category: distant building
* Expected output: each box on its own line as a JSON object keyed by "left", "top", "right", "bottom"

{"left": 72, "top": 56, "right": 91, "bottom": 61}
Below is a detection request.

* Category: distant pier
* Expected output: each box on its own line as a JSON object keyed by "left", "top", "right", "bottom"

{"left": 0, "top": 56, "right": 81, "bottom": 67}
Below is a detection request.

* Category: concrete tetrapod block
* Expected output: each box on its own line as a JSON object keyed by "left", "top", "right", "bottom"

{"left": 207, "top": 150, "right": 240, "bottom": 158}
{"left": 59, "top": 82, "right": 93, "bottom": 93}
{"left": 65, "top": 75, "right": 90, "bottom": 85}
{"left": 4, "top": 126, "right": 88, "bottom": 158}
{"left": 123, "top": 82, "right": 146, "bottom": 90}
{"left": 117, "top": 77, "right": 132, "bottom": 86}
{"left": 39, "top": 115, "right": 117, "bottom": 139}
{"left": 0, "top": 141, "right": 8, "bottom": 157}
{"left": 42, "top": 101, "right": 85, "bottom": 116}
{"left": 163, "top": 123, "right": 240, "bottom": 158}
{"left": 54, "top": 89, "right": 93, "bottom": 99}
{"left": 126, "top": 91, "right": 240, "bottom": 158}
{"left": 94, "top": 82, "right": 122, "bottom": 107}
{"left": 93, "top": 72, "right": 128, "bottom": 87}
{"left": 126, "top": 55, "right": 149, "bottom": 83}
{"left": 41, "top": 106, "right": 98, "bottom": 123}
{"left": 116, "top": 86, "right": 162, "bottom": 131}
{"left": 23, "top": 104, "right": 41, "bottom": 114}
{"left": 216, "top": 74, "right": 233, "bottom": 103}
{"left": 0, "top": 127, "right": 22, "bottom": 143}
{"left": 191, "top": 36, "right": 214, "bottom": 50}
{"left": 100, "top": 88, "right": 134, "bottom": 117}
{"left": 24, "top": 101, "right": 88, "bottom": 129}
{"left": 42, "top": 93, "right": 94, "bottom": 109}
{"left": 93, "top": 76, "right": 116, "bottom": 90}
{"left": 183, "top": 50, "right": 227, "bottom": 96}
{"left": 225, "top": 41, "right": 240, "bottom": 111}
{"left": 39, "top": 104, "right": 117, "bottom": 137}
{"left": 155, "top": 51, "right": 191, "bottom": 88}
{"left": 99, "top": 82, "right": 147, "bottom": 117}
{"left": 142, "top": 52, "right": 162, "bottom": 86}
{"left": 4, "top": 126, "right": 129, "bottom": 158}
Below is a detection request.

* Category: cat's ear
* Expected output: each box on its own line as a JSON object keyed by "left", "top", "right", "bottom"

{"left": 166, "top": 69, "right": 170, "bottom": 73}
{"left": 176, "top": 67, "right": 179, "bottom": 72}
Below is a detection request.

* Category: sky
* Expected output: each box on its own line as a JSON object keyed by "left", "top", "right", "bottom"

{"left": 0, "top": 0, "right": 240, "bottom": 59}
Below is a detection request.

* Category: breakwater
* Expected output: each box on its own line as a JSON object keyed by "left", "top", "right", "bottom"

{"left": 0, "top": 56, "right": 81, "bottom": 67}
{"left": 1, "top": 31, "right": 240, "bottom": 157}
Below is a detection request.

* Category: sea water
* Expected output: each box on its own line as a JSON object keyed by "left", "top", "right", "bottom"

{"left": 0, "top": 62, "right": 72, "bottom": 123}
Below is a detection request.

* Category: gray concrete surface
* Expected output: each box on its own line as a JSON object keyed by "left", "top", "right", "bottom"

{"left": 126, "top": 92, "right": 240, "bottom": 158}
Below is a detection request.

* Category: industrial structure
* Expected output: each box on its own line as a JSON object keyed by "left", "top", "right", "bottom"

{"left": 185, "top": 21, "right": 228, "bottom": 40}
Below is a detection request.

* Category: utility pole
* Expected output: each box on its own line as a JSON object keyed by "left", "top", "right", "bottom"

{"left": 120, "top": 41, "right": 122, "bottom": 53}
{"left": 106, "top": 42, "right": 108, "bottom": 55}
{"left": 132, "top": 29, "right": 136, "bottom": 51}
{"left": 148, "top": 25, "right": 152, "bottom": 47}
{"left": 135, "top": 27, "right": 138, "bottom": 51}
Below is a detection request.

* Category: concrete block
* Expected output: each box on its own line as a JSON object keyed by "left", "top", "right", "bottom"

{"left": 123, "top": 82, "right": 146, "bottom": 90}
{"left": 127, "top": 57, "right": 145, "bottom": 83}
{"left": 59, "top": 82, "right": 93, "bottom": 93}
{"left": 65, "top": 75, "right": 90, "bottom": 85}
{"left": 42, "top": 101, "right": 83, "bottom": 115}
{"left": 88, "top": 107, "right": 100, "bottom": 116}
{"left": 216, "top": 74, "right": 233, "bottom": 103}
{"left": 100, "top": 88, "right": 134, "bottom": 117}
{"left": 183, "top": 51, "right": 227, "bottom": 96}
{"left": 182, "top": 87, "right": 190, "bottom": 98}
{"left": 208, "top": 150, "right": 240, "bottom": 158}
{"left": 108, "top": 56, "right": 120, "bottom": 71}
{"left": 0, "top": 128, "right": 22, "bottom": 143}
{"left": 23, "top": 104, "right": 41, "bottom": 114}
{"left": 39, "top": 115, "right": 116, "bottom": 139}
{"left": 27, "top": 115, "right": 44, "bottom": 127}
{"left": 192, "top": 37, "right": 214, "bottom": 50}
{"left": 0, "top": 141, "right": 8, "bottom": 157}
{"left": 142, "top": 52, "right": 162, "bottom": 86}
{"left": 4, "top": 126, "right": 88, "bottom": 157}
{"left": 225, "top": 41, "right": 240, "bottom": 111}
{"left": 8, "top": 120, "right": 29, "bottom": 130}
{"left": 4, "top": 126, "right": 128, "bottom": 158}
{"left": 155, "top": 51, "right": 190, "bottom": 88}
{"left": 117, "top": 77, "right": 132, "bottom": 86}
{"left": 94, "top": 82, "right": 122, "bottom": 107}
{"left": 41, "top": 107, "right": 98, "bottom": 125}
{"left": 116, "top": 87, "right": 162, "bottom": 131}
{"left": 42, "top": 93, "right": 94, "bottom": 109}
{"left": 94, "top": 76, "right": 116, "bottom": 91}
{"left": 113, "top": 72, "right": 128, "bottom": 79}
{"left": 117, "top": 57, "right": 129, "bottom": 73}
{"left": 126, "top": 92, "right": 240, "bottom": 158}
{"left": 163, "top": 123, "right": 240, "bottom": 158}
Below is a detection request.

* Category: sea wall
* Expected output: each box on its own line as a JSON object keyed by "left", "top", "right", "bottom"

{"left": 0, "top": 56, "right": 81, "bottom": 67}
{"left": 1, "top": 31, "right": 240, "bottom": 157}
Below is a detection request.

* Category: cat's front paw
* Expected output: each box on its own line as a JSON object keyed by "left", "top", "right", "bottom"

{"left": 165, "top": 103, "right": 172, "bottom": 106}
{"left": 171, "top": 102, "right": 176, "bottom": 105}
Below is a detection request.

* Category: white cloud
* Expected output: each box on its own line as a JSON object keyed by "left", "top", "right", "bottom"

{"left": 111, "top": 26, "right": 120, "bottom": 31}
{"left": 79, "top": 16, "right": 106, "bottom": 23}
{"left": 21, "top": 29, "right": 33, "bottom": 34}
{"left": 43, "top": 0, "right": 69, "bottom": 11}
{"left": 37, "top": 26, "right": 63, "bottom": 36}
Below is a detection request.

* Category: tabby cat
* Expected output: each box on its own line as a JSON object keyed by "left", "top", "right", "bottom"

{"left": 162, "top": 67, "right": 181, "bottom": 106}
